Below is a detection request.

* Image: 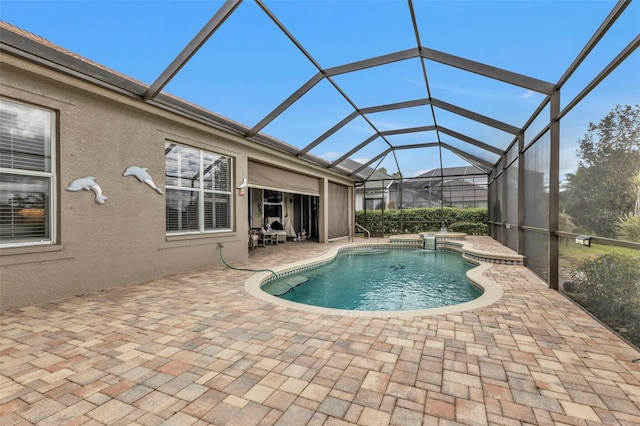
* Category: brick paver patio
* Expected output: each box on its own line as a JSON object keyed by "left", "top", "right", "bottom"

{"left": 1, "top": 237, "right": 639, "bottom": 425}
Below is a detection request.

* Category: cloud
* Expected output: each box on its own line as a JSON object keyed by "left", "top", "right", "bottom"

{"left": 519, "top": 90, "right": 534, "bottom": 100}
{"left": 318, "top": 151, "right": 343, "bottom": 161}
{"left": 352, "top": 157, "right": 371, "bottom": 165}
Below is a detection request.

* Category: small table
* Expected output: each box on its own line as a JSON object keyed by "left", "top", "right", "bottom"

{"left": 259, "top": 232, "right": 277, "bottom": 247}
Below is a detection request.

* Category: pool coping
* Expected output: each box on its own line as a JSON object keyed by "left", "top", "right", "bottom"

{"left": 244, "top": 240, "right": 520, "bottom": 318}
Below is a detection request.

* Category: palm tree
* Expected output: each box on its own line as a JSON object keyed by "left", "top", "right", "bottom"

{"left": 616, "top": 172, "right": 640, "bottom": 242}
{"left": 633, "top": 172, "right": 640, "bottom": 216}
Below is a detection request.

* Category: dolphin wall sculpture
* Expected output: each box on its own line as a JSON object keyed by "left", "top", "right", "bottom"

{"left": 123, "top": 166, "right": 164, "bottom": 194}
{"left": 66, "top": 176, "right": 108, "bottom": 204}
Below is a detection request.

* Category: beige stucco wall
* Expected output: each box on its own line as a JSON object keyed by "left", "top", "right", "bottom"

{"left": 0, "top": 55, "right": 354, "bottom": 311}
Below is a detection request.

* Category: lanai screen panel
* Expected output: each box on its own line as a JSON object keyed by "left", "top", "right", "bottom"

{"left": 494, "top": 174, "right": 504, "bottom": 243}
{"left": 505, "top": 162, "right": 519, "bottom": 251}
{"left": 522, "top": 132, "right": 551, "bottom": 281}
{"left": 328, "top": 182, "right": 349, "bottom": 240}
{"left": 523, "top": 133, "right": 550, "bottom": 231}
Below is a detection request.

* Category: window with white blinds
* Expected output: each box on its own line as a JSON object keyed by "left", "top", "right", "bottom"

{"left": 165, "top": 142, "right": 232, "bottom": 234}
{"left": 0, "top": 99, "right": 55, "bottom": 246}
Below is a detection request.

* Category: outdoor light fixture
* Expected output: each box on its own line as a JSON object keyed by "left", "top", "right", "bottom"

{"left": 575, "top": 235, "right": 591, "bottom": 247}
{"left": 236, "top": 178, "right": 247, "bottom": 196}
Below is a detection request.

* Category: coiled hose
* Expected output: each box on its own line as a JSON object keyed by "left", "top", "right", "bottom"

{"left": 218, "top": 244, "right": 279, "bottom": 281}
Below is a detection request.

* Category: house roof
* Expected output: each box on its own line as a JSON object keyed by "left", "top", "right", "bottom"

{"left": 338, "top": 159, "right": 394, "bottom": 181}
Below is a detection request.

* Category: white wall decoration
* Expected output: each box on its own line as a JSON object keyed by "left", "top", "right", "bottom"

{"left": 66, "top": 177, "right": 108, "bottom": 204}
{"left": 123, "top": 166, "right": 164, "bottom": 194}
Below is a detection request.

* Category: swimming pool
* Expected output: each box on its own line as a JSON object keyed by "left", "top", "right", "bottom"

{"left": 262, "top": 248, "right": 481, "bottom": 311}
{"left": 245, "top": 243, "right": 506, "bottom": 318}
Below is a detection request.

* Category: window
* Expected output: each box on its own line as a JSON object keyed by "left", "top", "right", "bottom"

{"left": 263, "top": 190, "right": 282, "bottom": 220}
{"left": 0, "top": 99, "right": 55, "bottom": 247}
{"left": 165, "top": 142, "right": 232, "bottom": 234}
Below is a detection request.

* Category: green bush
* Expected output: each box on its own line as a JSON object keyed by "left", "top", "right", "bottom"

{"left": 567, "top": 253, "right": 640, "bottom": 347}
{"left": 449, "top": 222, "right": 488, "bottom": 235}
{"left": 355, "top": 207, "right": 488, "bottom": 234}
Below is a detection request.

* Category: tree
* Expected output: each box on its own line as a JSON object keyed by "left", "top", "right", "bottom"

{"left": 616, "top": 172, "right": 640, "bottom": 242}
{"left": 563, "top": 105, "right": 640, "bottom": 238}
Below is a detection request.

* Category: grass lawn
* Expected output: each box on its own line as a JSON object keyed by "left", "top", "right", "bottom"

{"left": 559, "top": 239, "right": 639, "bottom": 263}
{"left": 558, "top": 239, "right": 639, "bottom": 285}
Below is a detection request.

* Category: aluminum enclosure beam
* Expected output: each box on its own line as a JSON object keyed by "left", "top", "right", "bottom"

{"left": 360, "top": 98, "right": 430, "bottom": 114}
{"left": 329, "top": 135, "right": 379, "bottom": 168}
{"left": 301, "top": 99, "right": 433, "bottom": 158}
{"left": 440, "top": 143, "right": 494, "bottom": 170}
{"left": 430, "top": 98, "right": 520, "bottom": 135}
{"left": 324, "top": 48, "right": 420, "bottom": 76}
{"left": 258, "top": 0, "right": 399, "bottom": 157}
{"left": 379, "top": 125, "right": 437, "bottom": 137}
{"left": 437, "top": 127, "right": 504, "bottom": 156}
{"left": 421, "top": 47, "right": 555, "bottom": 94}
{"left": 297, "top": 111, "right": 360, "bottom": 156}
{"left": 559, "top": 34, "right": 639, "bottom": 121}
{"left": 301, "top": 96, "right": 515, "bottom": 165}
{"left": 247, "top": 72, "right": 324, "bottom": 137}
{"left": 393, "top": 142, "right": 439, "bottom": 150}
{"left": 144, "top": 0, "right": 242, "bottom": 100}
{"left": 350, "top": 149, "right": 392, "bottom": 176}
{"left": 556, "top": 0, "right": 631, "bottom": 88}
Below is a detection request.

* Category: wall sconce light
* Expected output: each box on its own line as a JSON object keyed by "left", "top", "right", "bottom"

{"left": 575, "top": 235, "right": 591, "bottom": 247}
{"left": 237, "top": 178, "right": 247, "bottom": 197}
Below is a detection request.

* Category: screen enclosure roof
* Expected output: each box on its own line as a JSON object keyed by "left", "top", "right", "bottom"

{"left": 0, "top": 0, "right": 638, "bottom": 182}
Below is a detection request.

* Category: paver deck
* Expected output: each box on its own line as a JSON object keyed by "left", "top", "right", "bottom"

{"left": 1, "top": 236, "right": 639, "bottom": 425}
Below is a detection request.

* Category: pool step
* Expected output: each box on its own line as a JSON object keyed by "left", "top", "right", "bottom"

{"left": 262, "top": 276, "right": 308, "bottom": 296}
{"left": 347, "top": 249, "right": 389, "bottom": 256}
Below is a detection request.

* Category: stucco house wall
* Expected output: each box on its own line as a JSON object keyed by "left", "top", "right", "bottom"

{"left": 0, "top": 54, "right": 354, "bottom": 311}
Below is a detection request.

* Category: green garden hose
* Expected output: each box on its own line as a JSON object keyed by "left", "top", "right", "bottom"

{"left": 218, "top": 244, "right": 279, "bottom": 281}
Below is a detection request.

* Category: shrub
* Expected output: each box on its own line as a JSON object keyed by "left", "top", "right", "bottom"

{"left": 449, "top": 222, "right": 488, "bottom": 235}
{"left": 568, "top": 253, "right": 640, "bottom": 346}
{"left": 616, "top": 213, "right": 640, "bottom": 242}
{"left": 355, "top": 207, "right": 488, "bottom": 234}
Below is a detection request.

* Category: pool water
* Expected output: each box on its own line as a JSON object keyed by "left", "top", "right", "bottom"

{"left": 270, "top": 249, "right": 482, "bottom": 311}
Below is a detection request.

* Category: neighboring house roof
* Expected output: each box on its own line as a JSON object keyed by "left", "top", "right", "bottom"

{"left": 407, "top": 166, "right": 488, "bottom": 188}
{"left": 400, "top": 167, "right": 488, "bottom": 206}
{"left": 338, "top": 159, "right": 396, "bottom": 190}
{"left": 415, "top": 165, "right": 486, "bottom": 179}
{"left": 429, "top": 177, "right": 488, "bottom": 189}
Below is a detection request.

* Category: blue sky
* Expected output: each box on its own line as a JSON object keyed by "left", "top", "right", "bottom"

{"left": 1, "top": 0, "right": 638, "bottom": 178}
